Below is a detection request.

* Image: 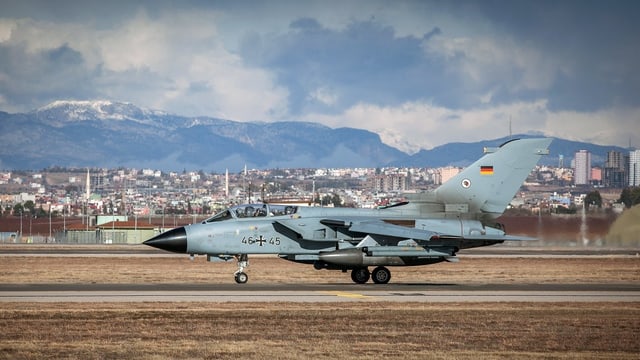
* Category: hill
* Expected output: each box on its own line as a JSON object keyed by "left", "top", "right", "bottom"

{"left": 0, "top": 100, "right": 630, "bottom": 171}
{"left": 396, "top": 134, "right": 629, "bottom": 167}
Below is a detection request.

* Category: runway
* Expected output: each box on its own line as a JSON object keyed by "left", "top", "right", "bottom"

{"left": 1, "top": 282, "right": 638, "bottom": 303}
{"left": 1, "top": 245, "right": 638, "bottom": 303}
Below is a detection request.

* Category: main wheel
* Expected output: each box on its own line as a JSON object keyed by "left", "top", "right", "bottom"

{"left": 371, "top": 266, "right": 391, "bottom": 284}
{"left": 234, "top": 272, "right": 248, "bottom": 284}
{"left": 350, "top": 268, "right": 370, "bottom": 284}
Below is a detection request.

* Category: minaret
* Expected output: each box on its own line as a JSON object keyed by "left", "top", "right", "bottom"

{"left": 225, "top": 168, "right": 229, "bottom": 200}
{"left": 85, "top": 168, "right": 90, "bottom": 201}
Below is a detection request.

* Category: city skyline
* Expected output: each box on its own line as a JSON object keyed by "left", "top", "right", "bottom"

{"left": 1, "top": 1, "right": 639, "bottom": 153}
{"left": 1, "top": 149, "right": 636, "bottom": 242}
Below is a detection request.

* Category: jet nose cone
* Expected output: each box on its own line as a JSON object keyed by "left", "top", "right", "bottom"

{"left": 143, "top": 227, "right": 187, "bottom": 253}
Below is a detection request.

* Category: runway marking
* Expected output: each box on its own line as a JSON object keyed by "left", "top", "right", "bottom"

{"left": 321, "top": 291, "right": 372, "bottom": 299}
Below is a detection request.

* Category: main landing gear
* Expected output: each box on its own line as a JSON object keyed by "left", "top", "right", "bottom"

{"left": 350, "top": 266, "right": 391, "bottom": 284}
{"left": 234, "top": 254, "right": 249, "bottom": 284}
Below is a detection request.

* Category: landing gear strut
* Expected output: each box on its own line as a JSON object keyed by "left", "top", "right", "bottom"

{"left": 234, "top": 254, "right": 248, "bottom": 284}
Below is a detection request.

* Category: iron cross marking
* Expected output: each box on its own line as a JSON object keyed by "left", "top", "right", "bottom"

{"left": 256, "top": 235, "right": 266, "bottom": 246}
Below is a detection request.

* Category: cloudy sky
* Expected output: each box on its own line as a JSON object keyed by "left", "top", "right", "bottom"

{"left": 1, "top": 0, "right": 638, "bottom": 153}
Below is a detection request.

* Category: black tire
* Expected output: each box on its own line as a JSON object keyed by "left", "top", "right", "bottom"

{"left": 350, "top": 268, "right": 370, "bottom": 284}
{"left": 372, "top": 266, "right": 391, "bottom": 284}
{"left": 235, "top": 272, "right": 248, "bottom": 284}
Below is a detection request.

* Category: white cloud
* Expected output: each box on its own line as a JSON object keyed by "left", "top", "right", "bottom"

{"left": 545, "top": 107, "right": 640, "bottom": 147}
{"left": 424, "top": 34, "right": 562, "bottom": 94}
{"left": 0, "top": 9, "right": 289, "bottom": 121}
{"left": 308, "top": 86, "right": 338, "bottom": 106}
{"left": 0, "top": 19, "right": 17, "bottom": 42}
{"left": 164, "top": 52, "right": 289, "bottom": 120}
{"left": 98, "top": 10, "right": 174, "bottom": 72}
{"left": 305, "top": 100, "right": 639, "bottom": 152}
{"left": 94, "top": 9, "right": 290, "bottom": 120}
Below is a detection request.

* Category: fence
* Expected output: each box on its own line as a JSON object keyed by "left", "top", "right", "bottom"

{"left": 1, "top": 230, "right": 138, "bottom": 244}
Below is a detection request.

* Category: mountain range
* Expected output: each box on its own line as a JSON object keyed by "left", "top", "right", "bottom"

{"left": 0, "top": 100, "right": 630, "bottom": 171}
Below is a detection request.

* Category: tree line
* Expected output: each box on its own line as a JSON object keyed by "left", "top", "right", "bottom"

{"left": 618, "top": 187, "right": 640, "bottom": 208}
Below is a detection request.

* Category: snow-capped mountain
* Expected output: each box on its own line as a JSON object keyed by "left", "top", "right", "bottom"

{"left": 32, "top": 100, "right": 182, "bottom": 130}
{"left": 0, "top": 100, "right": 406, "bottom": 171}
{"left": 0, "top": 100, "right": 628, "bottom": 171}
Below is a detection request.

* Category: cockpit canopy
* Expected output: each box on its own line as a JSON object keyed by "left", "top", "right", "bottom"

{"left": 204, "top": 203, "right": 298, "bottom": 223}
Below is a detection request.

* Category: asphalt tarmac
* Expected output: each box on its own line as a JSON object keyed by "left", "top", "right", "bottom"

{"left": 1, "top": 282, "right": 638, "bottom": 303}
{"left": 1, "top": 246, "right": 638, "bottom": 303}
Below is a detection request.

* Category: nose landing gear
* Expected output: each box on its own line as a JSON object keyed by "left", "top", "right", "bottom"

{"left": 234, "top": 254, "right": 249, "bottom": 284}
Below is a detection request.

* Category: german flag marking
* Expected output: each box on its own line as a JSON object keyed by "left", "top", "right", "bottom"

{"left": 480, "top": 165, "right": 494, "bottom": 175}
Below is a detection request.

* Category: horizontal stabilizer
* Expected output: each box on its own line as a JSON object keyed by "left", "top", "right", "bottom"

{"left": 438, "top": 234, "right": 537, "bottom": 242}
{"left": 500, "top": 235, "right": 537, "bottom": 241}
{"left": 457, "top": 234, "right": 537, "bottom": 241}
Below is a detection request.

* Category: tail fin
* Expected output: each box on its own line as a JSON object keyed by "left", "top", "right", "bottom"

{"left": 434, "top": 138, "right": 552, "bottom": 219}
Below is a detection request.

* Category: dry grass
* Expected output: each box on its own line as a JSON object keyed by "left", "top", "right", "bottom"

{"left": 0, "top": 302, "right": 638, "bottom": 359}
{"left": 607, "top": 204, "right": 640, "bottom": 246}
{"left": 0, "top": 255, "right": 638, "bottom": 284}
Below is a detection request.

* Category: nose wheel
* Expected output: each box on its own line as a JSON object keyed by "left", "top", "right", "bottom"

{"left": 234, "top": 271, "right": 248, "bottom": 284}
{"left": 234, "top": 254, "right": 249, "bottom": 284}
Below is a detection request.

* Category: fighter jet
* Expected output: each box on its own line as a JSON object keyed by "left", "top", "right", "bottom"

{"left": 144, "top": 138, "right": 552, "bottom": 284}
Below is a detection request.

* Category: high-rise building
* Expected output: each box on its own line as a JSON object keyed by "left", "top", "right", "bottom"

{"left": 369, "top": 174, "right": 408, "bottom": 192}
{"left": 630, "top": 149, "right": 640, "bottom": 186}
{"left": 604, "top": 150, "right": 627, "bottom": 188}
{"left": 574, "top": 150, "right": 591, "bottom": 185}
